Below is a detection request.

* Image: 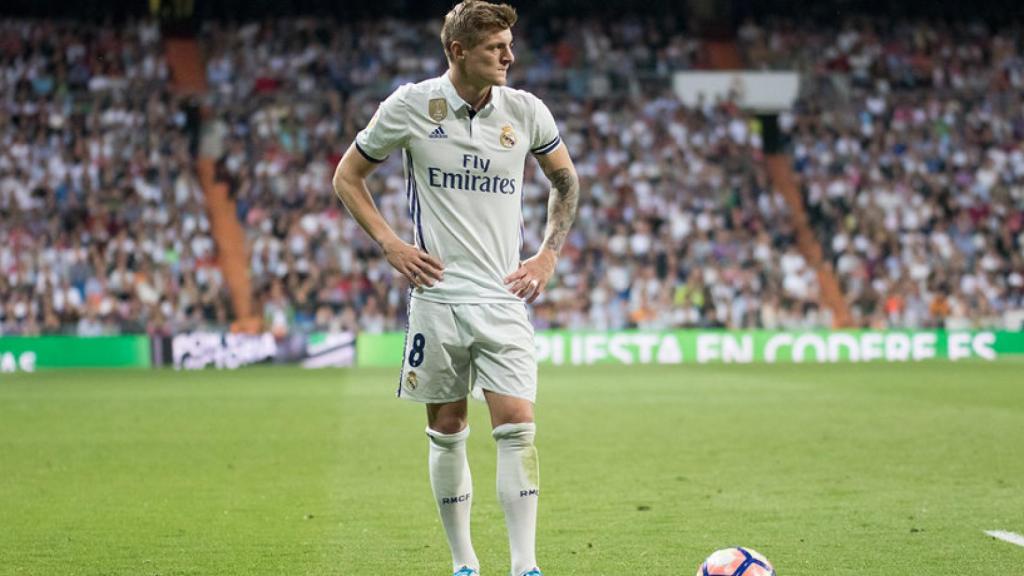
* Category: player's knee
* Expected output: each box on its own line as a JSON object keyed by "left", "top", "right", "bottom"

{"left": 491, "top": 422, "right": 536, "bottom": 447}
{"left": 486, "top": 395, "right": 534, "bottom": 427}
{"left": 427, "top": 400, "right": 468, "bottom": 435}
{"left": 427, "top": 418, "right": 468, "bottom": 436}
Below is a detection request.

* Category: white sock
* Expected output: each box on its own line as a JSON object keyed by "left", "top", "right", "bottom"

{"left": 426, "top": 426, "right": 479, "bottom": 572}
{"left": 493, "top": 422, "right": 540, "bottom": 576}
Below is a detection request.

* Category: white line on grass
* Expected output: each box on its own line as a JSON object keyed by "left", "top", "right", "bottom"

{"left": 984, "top": 530, "right": 1024, "bottom": 548}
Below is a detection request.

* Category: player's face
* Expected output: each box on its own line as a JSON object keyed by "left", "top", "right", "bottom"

{"left": 464, "top": 28, "right": 514, "bottom": 86}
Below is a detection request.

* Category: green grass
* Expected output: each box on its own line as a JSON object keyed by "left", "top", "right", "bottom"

{"left": 1, "top": 362, "right": 1023, "bottom": 575}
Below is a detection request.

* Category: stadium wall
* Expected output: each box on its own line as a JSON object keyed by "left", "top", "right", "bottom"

{"left": 358, "top": 330, "right": 1024, "bottom": 367}
{"left": 2, "top": 330, "right": 1021, "bottom": 373}
{"left": 0, "top": 336, "right": 151, "bottom": 371}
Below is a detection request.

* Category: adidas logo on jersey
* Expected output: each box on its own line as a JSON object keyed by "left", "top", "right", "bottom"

{"left": 429, "top": 125, "right": 448, "bottom": 139}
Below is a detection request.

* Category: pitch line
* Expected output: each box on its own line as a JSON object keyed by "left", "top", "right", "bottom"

{"left": 984, "top": 530, "right": 1024, "bottom": 548}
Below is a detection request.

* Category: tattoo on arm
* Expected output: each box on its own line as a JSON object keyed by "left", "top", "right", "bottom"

{"left": 541, "top": 167, "right": 579, "bottom": 254}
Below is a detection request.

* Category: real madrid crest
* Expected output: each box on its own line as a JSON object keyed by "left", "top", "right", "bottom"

{"left": 428, "top": 98, "right": 448, "bottom": 123}
{"left": 405, "top": 370, "right": 418, "bottom": 390}
{"left": 500, "top": 124, "right": 516, "bottom": 149}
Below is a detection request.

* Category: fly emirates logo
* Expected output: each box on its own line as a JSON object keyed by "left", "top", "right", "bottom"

{"left": 427, "top": 154, "right": 517, "bottom": 195}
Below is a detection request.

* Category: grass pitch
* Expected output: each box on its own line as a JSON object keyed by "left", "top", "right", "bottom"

{"left": 1, "top": 362, "right": 1022, "bottom": 575}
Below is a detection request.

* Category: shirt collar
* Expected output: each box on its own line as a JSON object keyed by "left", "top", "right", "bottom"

{"left": 440, "top": 72, "right": 501, "bottom": 116}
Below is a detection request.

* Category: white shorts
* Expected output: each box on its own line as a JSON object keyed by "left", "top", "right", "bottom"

{"left": 398, "top": 298, "right": 537, "bottom": 404}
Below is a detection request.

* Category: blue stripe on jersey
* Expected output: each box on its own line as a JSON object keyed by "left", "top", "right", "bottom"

{"left": 519, "top": 184, "right": 525, "bottom": 253}
{"left": 413, "top": 182, "right": 423, "bottom": 251}
{"left": 355, "top": 142, "right": 386, "bottom": 163}
{"left": 403, "top": 150, "right": 426, "bottom": 252}
{"left": 531, "top": 135, "right": 561, "bottom": 155}
{"left": 405, "top": 151, "right": 414, "bottom": 219}
{"left": 407, "top": 151, "right": 427, "bottom": 252}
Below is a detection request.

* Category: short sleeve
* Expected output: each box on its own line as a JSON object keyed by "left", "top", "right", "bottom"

{"left": 529, "top": 96, "right": 561, "bottom": 156}
{"left": 355, "top": 84, "right": 412, "bottom": 162}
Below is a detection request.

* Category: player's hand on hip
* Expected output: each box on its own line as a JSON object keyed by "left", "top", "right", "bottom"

{"left": 505, "top": 248, "right": 557, "bottom": 303}
{"left": 382, "top": 239, "right": 444, "bottom": 289}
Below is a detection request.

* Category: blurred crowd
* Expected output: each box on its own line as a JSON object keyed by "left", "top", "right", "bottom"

{"left": 3, "top": 16, "right": 1020, "bottom": 336}
{"left": 741, "top": 18, "right": 1024, "bottom": 329}
{"left": 0, "top": 19, "right": 232, "bottom": 336}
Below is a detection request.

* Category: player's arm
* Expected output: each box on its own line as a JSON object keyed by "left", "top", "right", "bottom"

{"left": 504, "top": 143, "right": 579, "bottom": 303}
{"left": 536, "top": 144, "right": 579, "bottom": 259}
{"left": 333, "top": 145, "right": 443, "bottom": 289}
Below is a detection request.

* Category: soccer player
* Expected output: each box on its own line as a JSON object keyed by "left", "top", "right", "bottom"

{"left": 332, "top": 2, "right": 578, "bottom": 575}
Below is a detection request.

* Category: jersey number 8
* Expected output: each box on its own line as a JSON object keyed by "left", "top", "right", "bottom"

{"left": 408, "top": 333, "right": 426, "bottom": 367}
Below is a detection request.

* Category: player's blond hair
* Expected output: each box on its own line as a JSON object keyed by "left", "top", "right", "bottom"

{"left": 440, "top": 0, "right": 518, "bottom": 62}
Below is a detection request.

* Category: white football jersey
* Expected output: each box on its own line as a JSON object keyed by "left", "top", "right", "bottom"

{"left": 355, "top": 73, "right": 561, "bottom": 304}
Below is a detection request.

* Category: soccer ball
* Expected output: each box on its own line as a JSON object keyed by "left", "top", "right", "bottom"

{"left": 697, "top": 547, "right": 775, "bottom": 576}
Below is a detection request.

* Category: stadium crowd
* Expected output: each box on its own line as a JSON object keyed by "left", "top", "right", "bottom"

{"left": 0, "top": 19, "right": 232, "bottom": 336}
{"left": 741, "top": 18, "right": 1024, "bottom": 329}
{"left": 3, "top": 16, "right": 1020, "bottom": 336}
